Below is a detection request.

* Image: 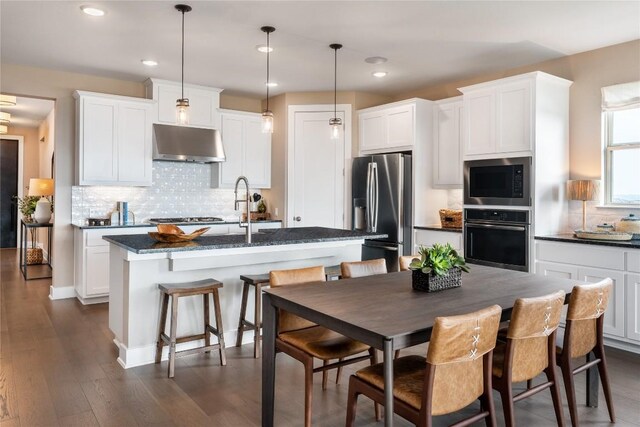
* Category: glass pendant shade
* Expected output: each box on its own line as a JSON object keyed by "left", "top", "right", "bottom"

{"left": 0, "top": 112, "right": 10, "bottom": 125}
{"left": 261, "top": 110, "right": 274, "bottom": 133}
{"left": 176, "top": 98, "right": 190, "bottom": 125}
{"left": 329, "top": 117, "right": 342, "bottom": 140}
{"left": 0, "top": 125, "right": 7, "bottom": 134}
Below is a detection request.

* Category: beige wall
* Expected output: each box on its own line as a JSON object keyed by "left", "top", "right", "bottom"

{"left": 38, "top": 109, "right": 55, "bottom": 179}
{"left": 220, "top": 94, "right": 262, "bottom": 112}
{"left": 394, "top": 39, "right": 640, "bottom": 180}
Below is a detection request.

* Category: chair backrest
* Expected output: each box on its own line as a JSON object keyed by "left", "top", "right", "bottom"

{"left": 399, "top": 255, "right": 418, "bottom": 272}
{"left": 503, "top": 290, "right": 565, "bottom": 382}
{"left": 564, "top": 279, "right": 612, "bottom": 358}
{"left": 270, "top": 266, "right": 326, "bottom": 333}
{"left": 340, "top": 258, "right": 387, "bottom": 279}
{"left": 424, "top": 304, "right": 501, "bottom": 416}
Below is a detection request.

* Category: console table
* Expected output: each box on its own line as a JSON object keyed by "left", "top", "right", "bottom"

{"left": 19, "top": 219, "right": 52, "bottom": 280}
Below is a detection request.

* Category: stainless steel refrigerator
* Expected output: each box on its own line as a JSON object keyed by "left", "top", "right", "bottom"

{"left": 352, "top": 153, "right": 412, "bottom": 272}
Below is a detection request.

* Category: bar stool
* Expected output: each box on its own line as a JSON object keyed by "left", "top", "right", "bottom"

{"left": 236, "top": 265, "right": 343, "bottom": 359}
{"left": 155, "top": 278, "right": 226, "bottom": 378}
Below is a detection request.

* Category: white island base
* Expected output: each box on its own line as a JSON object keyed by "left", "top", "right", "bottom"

{"left": 109, "top": 240, "right": 363, "bottom": 368}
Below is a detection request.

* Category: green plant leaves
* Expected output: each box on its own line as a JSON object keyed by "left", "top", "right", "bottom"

{"left": 408, "top": 243, "right": 470, "bottom": 276}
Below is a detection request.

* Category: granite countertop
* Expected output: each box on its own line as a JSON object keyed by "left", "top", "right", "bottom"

{"left": 103, "top": 227, "right": 388, "bottom": 254}
{"left": 414, "top": 225, "right": 463, "bottom": 233}
{"left": 72, "top": 219, "right": 283, "bottom": 229}
{"left": 535, "top": 234, "right": 640, "bottom": 249}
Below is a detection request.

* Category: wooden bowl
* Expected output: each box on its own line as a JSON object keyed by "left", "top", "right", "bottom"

{"left": 156, "top": 224, "right": 185, "bottom": 235}
{"left": 148, "top": 226, "right": 210, "bottom": 243}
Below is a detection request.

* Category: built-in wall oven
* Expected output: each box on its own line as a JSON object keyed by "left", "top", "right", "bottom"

{"left": 464, "top": 157, "right": 532, "bottom": 206}
{"left": 464, "top": 208, "right": 530, "bottom": 272}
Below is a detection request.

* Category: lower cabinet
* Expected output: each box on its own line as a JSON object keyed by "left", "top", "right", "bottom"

{"left": 535, "top": 240, "right": 640, "bottom": 352}
{"left": 413, "top": 228, "right": 463, "bottom": 255}
{"left": 85, "top": 246, "right": 110, "bottom": 296}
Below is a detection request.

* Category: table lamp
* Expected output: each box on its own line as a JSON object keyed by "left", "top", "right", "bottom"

{"left": 28, "top": 178, "right": 54, "bottom": 223}
{"left": 567, "top": 179, "right": 599, "bottom": 231}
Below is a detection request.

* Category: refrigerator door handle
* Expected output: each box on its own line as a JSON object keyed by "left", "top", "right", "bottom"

{"left": 366, "top": 162, "right": 373, "bottom": 232}
{"left": 372, "top": 162, "right": 379, "bottom": 232}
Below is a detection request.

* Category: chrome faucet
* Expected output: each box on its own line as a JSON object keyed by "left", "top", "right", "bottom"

{"left": 234, "top": 176, "right": 252, "bottom": 243}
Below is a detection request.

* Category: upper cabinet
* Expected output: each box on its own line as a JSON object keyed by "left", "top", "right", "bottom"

{"left": 212, "top": 110, "right": 271, "bottom": 189}
{"left": 358, "top": 101, "right": 416, "bottom": 153}
{"left": 74, "top": 91, "right": 154, "bottom": 186}
{"left": 459, "top": 72, "right": 571, "bottom": 160}
{"left": 144, "top": 78, "right": 222, "bottom": 129}
{"left": 433, "top": 97, "right": 463, "bottom": 188}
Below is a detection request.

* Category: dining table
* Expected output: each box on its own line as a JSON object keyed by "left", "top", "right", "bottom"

{"left": 261, "top": 264, "right": 601, "bottom": 426}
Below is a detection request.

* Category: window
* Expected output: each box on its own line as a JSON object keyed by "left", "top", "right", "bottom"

{"left": 602, "top": 82, "right": 640, "bottom": 206}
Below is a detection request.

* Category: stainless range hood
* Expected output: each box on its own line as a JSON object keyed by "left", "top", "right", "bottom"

{"left": 152, "top": 123, "right": 226, "bottom": 163}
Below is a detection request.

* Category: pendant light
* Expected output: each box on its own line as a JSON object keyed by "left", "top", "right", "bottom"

{"left": 0, "top": 95, "right": 17, "bottom": 106}
{"left": 175, "top": 4, "right": 192, "bottom": 125}
{"left": 0, "top": 112, "right": 10, "bottom": 125}
{"left": 329, "top": 43, "right": 343, "bottom": 140}
{"left": 261, "top": 26, "right": 275, "bottom": 133}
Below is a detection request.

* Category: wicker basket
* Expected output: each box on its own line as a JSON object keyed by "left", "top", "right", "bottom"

{"left": 26, "top": 248, "right": 43, "bottom": 265}
{"left": 439, "top": 209, "right": 462, "bottom": 229}
{"left": 412, "top": 268, "right": 461, "bottom": 292}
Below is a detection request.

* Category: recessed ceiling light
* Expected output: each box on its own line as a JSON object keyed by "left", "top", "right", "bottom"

{"left": 141, "top": 59, "right": 158, "bottom": 67}
{"left": 256, "top": 44, "right": 273, "bottom": 53}
{"left": 365, "top": 56, "right": 387, "bottom": 64}
{"left": 372, "top": 71, "right": 388, "bottom": 78}
{"left": 80, "top": 6, "right": 105, "bottom": 16}
{"left": 265, "top": 82, "right": 278, "bottom": 87}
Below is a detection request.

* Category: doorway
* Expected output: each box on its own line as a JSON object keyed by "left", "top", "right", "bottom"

{"left": 0, "top": 138, "right": 20, "bottom": 247}
{"left": 287, "top": 105, "right": 352, "bottom": 229}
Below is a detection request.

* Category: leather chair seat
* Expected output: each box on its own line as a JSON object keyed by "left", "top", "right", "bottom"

{"left": 279, "top": 325, "right": 369, "bottom": 360}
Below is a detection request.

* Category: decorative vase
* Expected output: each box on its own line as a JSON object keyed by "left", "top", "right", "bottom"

{"left": 412, "top": 268, "right": 462, "bottom": 292}
{"left": 34, "top": 197, "right": 52, "bottom": 223}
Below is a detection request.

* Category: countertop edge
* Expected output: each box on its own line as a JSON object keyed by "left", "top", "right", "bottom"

{"left": 535, "top": 235, "right": 640, "bottom": 249}
{"left": 414, "top": 225, "right": 462, "bottom": 233}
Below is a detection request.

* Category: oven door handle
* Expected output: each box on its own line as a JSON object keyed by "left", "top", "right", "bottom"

{"left": 465, "top": 223, "right": 527, "bottom": 232}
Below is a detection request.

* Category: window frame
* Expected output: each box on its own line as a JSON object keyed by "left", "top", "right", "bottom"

{"left": 602, "top": 107, "right": 640, "bottom": 207}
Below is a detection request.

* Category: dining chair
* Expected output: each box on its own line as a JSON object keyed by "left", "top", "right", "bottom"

{"left": 340, "top": 258, "right": 387, "bottom": 278}
{"left": 492, "top": 290, "right": 566, "bottom": 426}
{"left": 399, "top": 255, "right": 418, "bottom": 271}
{"left": 556, "top": 279, "right": 615, "bottom": 427}
{"left": 269, "top": 265, "right": 379, "bottom": 427}
{"left": 346, "top": 304, "right": 502, "bottom": 427}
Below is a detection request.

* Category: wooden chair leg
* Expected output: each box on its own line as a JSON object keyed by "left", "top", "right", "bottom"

{"left": 203, "top": 293, "right": 211, "bottom": 353}
{"left": 212, "top": 288, "right": 226, "bottom": 366}
{"left": 155, "top": 293, "right": 169, "bottom": 364}
{"left": 526, "top": 378, "right": 533, "bottom": 389}
{"left": 499, "top": 385, "right": 515, "bottom": 427}
{"left": 595, "top": 345, "right": 616, "bottom": 423}
{"left": 254, "top": 283, "right": 262, "bottom": 359}
{"left": 545, "top": 367, "right": 565, "bottom": 427}
{"left": 322, "top": 360, "right": 329, "bottom": 391}
{"left": 367, "top": 347, "right": 382, "bottom": 422}
{"left": 482, "top": 353, "right": 497, "bottom": 427}
{"left": 560, "top": 359, "right": 579, "bottom": 427}
{"left": 168, "top": 295, "right": 179, "bottom": 378}
{"left": 345, "top": 375, "right": 359, "bottom": 427}
{"left": 394, "top": 349, "right": 401, "bottom": 359}
{"left": 304, "top": 359, "right": 314, "bottom": 427}
{"left": 236, "top": 282, "right": 249, "bottom": 347}
{"left": 336, "top": 358, "right": 343, "bottom": 385}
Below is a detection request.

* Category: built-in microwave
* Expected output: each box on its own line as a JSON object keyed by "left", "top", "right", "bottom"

{"left": 463, "top": 157, "right": 531, "bottom": 206}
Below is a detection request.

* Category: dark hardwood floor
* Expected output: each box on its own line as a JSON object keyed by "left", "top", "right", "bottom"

{"left": 1, "top": 248, "right": 638, "bottom": 426}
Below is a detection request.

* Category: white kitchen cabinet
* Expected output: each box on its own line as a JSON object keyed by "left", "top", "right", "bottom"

{"left": 358, "top": 100, "right": 418, "bottom": 154}
{"left": 535, "top": 239, "right": 640, "bottom": 353}
{"left": 459, "top": 72, "right": 570, "bottom": 159}
{"left": 433, "top": 97, "right": 463, "bottom": 188}
{"left": 212, "top": 110, "right": 271, "bottom": 189}
{"left": 74, "top": 91, "right": 154, "bottom": 186}
{"left": 414, "top": 228, "right": 463, "bottom": 255}
{"left": 145, "top": 78, "right": 222, "bottom": 129}
{"left": 85, "top": 246, "right": 110, "bottom": 296}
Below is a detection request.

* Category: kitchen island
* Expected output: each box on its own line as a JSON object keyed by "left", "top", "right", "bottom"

{"left": 104, "top": 227, "right": 386, "bottom": 368}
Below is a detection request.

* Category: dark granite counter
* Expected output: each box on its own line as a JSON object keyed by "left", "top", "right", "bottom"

{"left": 72, "top": 219, "right": 282, "bottom": 230}
{"left": 535, "top": 234, "right": 640, "bottom": 249}
{"left": 414, "top": 225, "right": 462, "bottom": 233}
{"left": 103, "top": 227, "right": 387, "bottom": 254}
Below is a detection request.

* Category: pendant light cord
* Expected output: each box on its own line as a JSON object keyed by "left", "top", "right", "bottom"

{"left": 181, "top": 9, "right": 185, "bottom": 100}
{"left": 266, "top": 30, "right": 270, "bottom": 112}
{"left": 334, "top": 47, "right": 337, "bottom": 118}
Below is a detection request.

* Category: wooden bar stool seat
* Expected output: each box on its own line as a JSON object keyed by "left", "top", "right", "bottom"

{"left": 236, "top": 265, "right": 342, "bottom": 358}
{"left": 155, "top": 278, "right": 226, "bottom": 378}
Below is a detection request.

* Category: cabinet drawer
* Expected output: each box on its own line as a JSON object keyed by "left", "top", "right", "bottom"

{"left": 536, "top": 241, "right": 625, "bottom": 271}
{"left": 627, "top": 250, "right": 640, "bottom": 273}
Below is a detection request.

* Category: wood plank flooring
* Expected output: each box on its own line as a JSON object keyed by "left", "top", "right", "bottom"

{"left": 1, "top": 248, "right": 638, "bottom": 426}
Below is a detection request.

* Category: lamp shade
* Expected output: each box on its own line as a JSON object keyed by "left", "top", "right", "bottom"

{"left": 567, "top": 180, "right": 600, "bottom": 201}
{"left": 28, "top": 178, "right": 54, "bottom": 197}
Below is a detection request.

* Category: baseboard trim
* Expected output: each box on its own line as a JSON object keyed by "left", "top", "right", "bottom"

{"left": 49, "top": 285, "right": 76, "bottom": 300}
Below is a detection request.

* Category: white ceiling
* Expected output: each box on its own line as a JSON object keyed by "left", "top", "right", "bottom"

{"left": 1, "top": 1, "right": 639, "bottom": 98}
{"left": 1, "top": 96, "right": 54, "bottom": 128}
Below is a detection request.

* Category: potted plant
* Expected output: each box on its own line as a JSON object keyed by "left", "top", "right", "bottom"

{"left": 408, "top": 243, "right": 470, "bottom": 292}
{"left": 13, "top": 195, "right": 45, "bottom": 264}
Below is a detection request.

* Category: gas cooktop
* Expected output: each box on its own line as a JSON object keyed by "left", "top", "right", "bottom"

{"left": 148, "top": 217, "right": 225, "bottom": 224}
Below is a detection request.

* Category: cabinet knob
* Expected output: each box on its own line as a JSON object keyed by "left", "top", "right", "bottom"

{"left": 294, "top": 216, "right": 302, "bottom": 222}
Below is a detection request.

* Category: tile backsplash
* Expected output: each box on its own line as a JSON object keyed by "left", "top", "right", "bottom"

{"left": 72, "top": 162, "right": 251, "bottom": 225}
{"left": 567, "top": 201, "right": 640, "bottom": 232}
